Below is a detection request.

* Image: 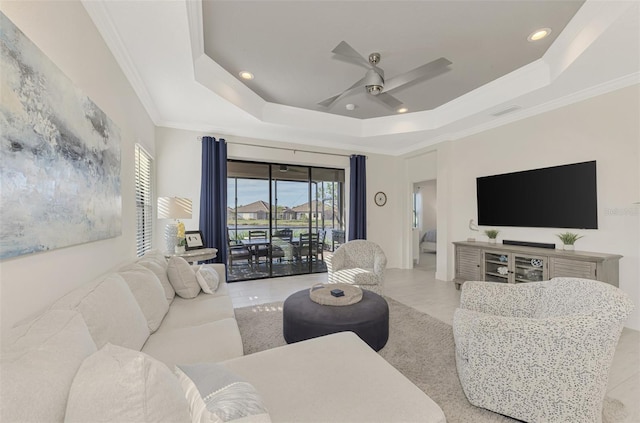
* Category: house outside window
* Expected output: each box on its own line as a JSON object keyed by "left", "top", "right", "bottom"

{"left": 135, "top": 144, "right": 153, "bottom": 257}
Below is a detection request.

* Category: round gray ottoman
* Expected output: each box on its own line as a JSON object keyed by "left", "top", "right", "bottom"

{"left": 283, "top": 289, "right": 389, "bottom": 351}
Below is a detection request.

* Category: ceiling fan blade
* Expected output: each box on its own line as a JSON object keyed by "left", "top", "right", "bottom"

{"left": 375, "top": 92, "right": 404, "bottom": 110}
{"left": 318, "top": 94, "right": 341, "bottom": 108}
{"left": 331, "top": 41, "right": 370, "bottom": 67}
{"left": 384, "top": 57, "right": 452, "bottom": 92}
{"left": 317, "top": 76, "right": 367, "bottom": 108}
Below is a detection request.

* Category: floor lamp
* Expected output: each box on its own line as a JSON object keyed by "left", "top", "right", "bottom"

{"left": 157, "top": 197, "right": 192, "bottom": 253}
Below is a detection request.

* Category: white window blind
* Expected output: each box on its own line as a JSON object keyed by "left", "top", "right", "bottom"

{"left": 135, "top": 144, "right": 153, "bottom": 257}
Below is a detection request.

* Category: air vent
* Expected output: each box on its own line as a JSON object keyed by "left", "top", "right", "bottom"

{"left": 491, "top": 105, "right": 521, "bottom": 117}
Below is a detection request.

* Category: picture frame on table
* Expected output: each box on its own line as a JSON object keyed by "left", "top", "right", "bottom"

{"left": 185, "top": 230, "right": 205, "bottom": 250}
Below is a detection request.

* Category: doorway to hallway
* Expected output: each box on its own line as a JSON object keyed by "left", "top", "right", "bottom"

{"left": 413, "top": 179, "right": 437, "bottom": 271}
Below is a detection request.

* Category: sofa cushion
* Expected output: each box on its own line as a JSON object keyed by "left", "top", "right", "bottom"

{"left": 65, "top": 344, "right": 191, "bottom": 423}
{"left": 196, "top": 266, "right": 220, "bottom": 294}
{"left": 119, "top": 264, "right": 170, "bottom": 332}
{"left": 52, "top": 273, "right": 150, "bottom": 350}
{"left": 140, "top": 249, "right": 169, "bottom": 268}
{"left": 139, "top": 259, "right": 176, "bottom": 302}
{"left": 142, "top": 318, "right": 243, "bottom": 368}
{"left": 221, "top": 332, "right": 446, "bottom": 423}
{"left": 0, "top": 310, "right": 97, "bottom": 423}
{"left": 167, "top": 256, "right": 201, "bottom": 299}
{"left": 333, "top": 267, "right": 379, "bottom": 285}
{"left": 158, "top": 294, "right": 235, "bottom": 332}
{"left": 175, "top": 362, "right": 270, "bottom": 423}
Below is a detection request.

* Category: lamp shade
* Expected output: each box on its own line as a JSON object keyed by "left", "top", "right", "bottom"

{"left": 157, "top": 197, "right": 192, "bottom": 219}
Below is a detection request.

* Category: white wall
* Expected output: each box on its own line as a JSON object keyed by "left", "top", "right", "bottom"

{"left": 434, "top": 85, "right": 640, "bottom": 330}
{"left": 417, "top": 180, "right": 437, "bottom": 232}
{"left": 365, "top": 154, "right": 405, "bottom": 268}
{"left": 0, "top": 2, "right": 155, "bottom": 331}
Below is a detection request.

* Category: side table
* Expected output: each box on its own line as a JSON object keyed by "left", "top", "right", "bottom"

{"left": 164, "top": 247, "right": 218, "bottom": 264}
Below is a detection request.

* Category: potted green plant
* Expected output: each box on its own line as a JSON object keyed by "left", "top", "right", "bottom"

{"left": 556, "top": 232, "right": 583, "bottom": 251}
{"left": 175, "top": 237, "right": 186, "bottom": 254}
{"left": 484, "top": 229, "right": 500, "bottom": 244}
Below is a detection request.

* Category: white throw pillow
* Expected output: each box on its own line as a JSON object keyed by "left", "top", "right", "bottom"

{"left": 141, "top": 249, "right": 169, "bottom": 268}
{"left": 196, "top": 266, "right": 220, "bottom": 294}
{"left": 139, "top": 259, "right": 176, "bottom": 302}
{"left": 167, "top": 256, "right": 201, "bottom": 299}
{"left": 65, "top": 344, "right": 191, "bottom": 423}
{"left": 1, "top": 310, "right": 97, "bottom": 423}
{"left": 119, "top": 264, "right": 170, "bottom": 332}
{"left": 175, "top": 362, "right": 271, "bottom": 423}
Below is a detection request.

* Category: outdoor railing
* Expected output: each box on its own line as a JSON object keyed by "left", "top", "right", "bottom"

{"left": 228, "top": 225, "right": 344, "bottom": 251}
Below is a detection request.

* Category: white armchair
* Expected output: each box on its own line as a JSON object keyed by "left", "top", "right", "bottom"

{"left": 453, "top": 278, "right": 634, "bottom": 423}
{"left": 326, "top": 240, "right": 387, "bottom": 295}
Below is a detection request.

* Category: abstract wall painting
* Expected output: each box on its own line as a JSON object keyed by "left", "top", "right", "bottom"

{"left": 0, "top": 12, "right": 122, "bottom": 260}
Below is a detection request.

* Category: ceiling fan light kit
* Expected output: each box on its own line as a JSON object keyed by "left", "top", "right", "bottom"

{"left": 367, "top": 85, "right": 383, "bottom": 95}
{"left": 364, "top": 68, "right": 384, "bottom": 95}
{"left": 318, "top": 40, "right": 452, "bottom": 111}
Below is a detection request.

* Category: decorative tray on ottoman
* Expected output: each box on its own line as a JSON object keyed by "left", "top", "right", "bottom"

{"left": 309, "top": 283, "right": 363, "bottom": 306}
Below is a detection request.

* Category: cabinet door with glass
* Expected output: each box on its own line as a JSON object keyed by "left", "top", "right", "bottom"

{"left": 484, "top": 251, "right": 548, "bottom": 284}
{"left": 483, "top": 251, "right": 511, "bottom": 283}
{"left": 513, "top": 254, "right": 548, "bottom": 283}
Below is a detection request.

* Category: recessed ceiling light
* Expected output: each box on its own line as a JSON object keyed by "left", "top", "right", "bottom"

{"left": 346, "top": 103, "right": 356, "bottom": 111}
{"left": 397, "top": 107, "right": 408, "bottom": 113}
{"left": 239, "top": 71, "right": 254, "bottom": 80}
{"left": 528, "top": 28, "right": 552, "bottom": 42}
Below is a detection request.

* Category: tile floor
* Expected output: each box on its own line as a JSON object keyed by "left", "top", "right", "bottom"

{"left": 227, "top": 259, "right": 328, "bottom": 282}
{"left": 227, "top": 252, "right": 640, "bottom": 421}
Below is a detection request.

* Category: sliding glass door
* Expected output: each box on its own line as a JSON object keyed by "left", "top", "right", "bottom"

{"left": 227, "top": 160, "right": 345, "bottom": 282}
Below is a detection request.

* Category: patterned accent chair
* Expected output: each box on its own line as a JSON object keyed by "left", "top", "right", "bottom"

{"left": 326, "top": 240, "right": 387, "bottom": 295}
{"left": 453, "top": 278, "right": 634, "bottom": 423}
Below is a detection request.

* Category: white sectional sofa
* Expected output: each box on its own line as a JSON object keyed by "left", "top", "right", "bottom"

{"left": 1, "top": 250, "right": 446, "bottom": 423}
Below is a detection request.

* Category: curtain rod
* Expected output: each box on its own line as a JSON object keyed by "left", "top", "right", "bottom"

{"left": 196, "top": 137, "right": 364, "bottom": 159}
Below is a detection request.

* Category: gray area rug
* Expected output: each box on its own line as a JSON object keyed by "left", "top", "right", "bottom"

{"left": 234, "top": 297, "right": 628, "bottom": 423}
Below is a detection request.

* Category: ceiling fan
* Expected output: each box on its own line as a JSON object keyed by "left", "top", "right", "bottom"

{"left": 318, "top": 41, "right": 452, "bottom": 111}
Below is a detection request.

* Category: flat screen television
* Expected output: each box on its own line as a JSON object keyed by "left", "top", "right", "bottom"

{"left": 476, "top": 161, "right": 598, "bottom": 229}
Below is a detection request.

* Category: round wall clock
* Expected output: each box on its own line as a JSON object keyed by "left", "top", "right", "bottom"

{"left": 374, "top": 191, "right": 387, "bottom": 207}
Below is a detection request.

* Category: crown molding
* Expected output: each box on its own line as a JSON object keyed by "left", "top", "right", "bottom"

{"left": 184, "top": 0, "right": 204, "bottom": 61}
{"left": 393, "top": 73, "right": 640, "bottom": 157}
{"left": 544, "top": 0, "right": 636, "bottom": 80}
{"left": 446, "top": 72, "right": 640, "bottom": 144}
{"left": 157, "top": 119, "right": 388, "bottom": 156}
{"left": 81, "top": 0, "right": 162, "bottom": 125}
